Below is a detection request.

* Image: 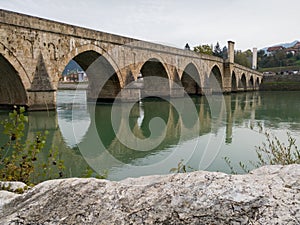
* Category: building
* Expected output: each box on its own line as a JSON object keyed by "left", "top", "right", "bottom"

{"left": 285, "top": 41, "right": 300, "bottom": 55}
{"left": 266, "top": 41, "right": 300, "bottom": 56}
{"left": 60, "top": 70, "right": 88, "bottom": 82}
{"left": 267, "top": 45, "right": 285, "bottom": 53}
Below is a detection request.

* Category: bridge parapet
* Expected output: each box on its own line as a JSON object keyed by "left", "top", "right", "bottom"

{"left": 0, "top": 9, "right": 137, "bottom": 45}
{"left": 0, "top": 9, "right": 225, "bottom": 63}
{"left": 234, "top": 64, "right": 262, "bottom": 77}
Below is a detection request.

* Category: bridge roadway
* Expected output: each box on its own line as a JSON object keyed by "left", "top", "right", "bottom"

{"left": 0, "top": 9, "right": 262, "bottom": 110}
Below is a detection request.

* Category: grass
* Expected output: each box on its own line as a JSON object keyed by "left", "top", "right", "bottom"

{"left": 261, "top": 81, "right": 300, "bottom": 85}
{"left": 259, "top": 65, "right": 300, "bottom": 73}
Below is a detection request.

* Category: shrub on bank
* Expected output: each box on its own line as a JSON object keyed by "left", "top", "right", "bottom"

{"left": 225, "top": 128, "right": 300, "bottom": 174}
{"left": 0, "top": 107, "right": 64, "bottom": 186}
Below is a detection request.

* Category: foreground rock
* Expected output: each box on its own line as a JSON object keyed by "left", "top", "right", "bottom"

{"left": 0, "top": 165, "right": 299, "bottom": 225}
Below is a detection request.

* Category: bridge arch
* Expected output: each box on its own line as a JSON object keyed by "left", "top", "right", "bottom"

{"left": 62, "top": 45, "right": 123, "bottom": 102}
{"left": 181, "top": 63, "right": 202, "bottom": 95}
{"left": 61, "top": 44, "right": 124, "bottom": 87}
{"left": 0, "top": 53, "right": 28, "bottom": 108}
{"left": 240, "top": 73, "right": 247, "bottom": 91}
{"left": 139, "top": 58, "right": 170, "bottom": 97}
{"left": 231, "top": 71, "right": 237, "bottom": 92}
{"left": 256, "top": 77, "right": 260, "bottom": 89}
{"left": 249, "top": 76, "right": 254, "bottom": 90}
{"left": 0, "top": 43, "right": 31, "bottom": 89}
{"left": 134, "top": 54, "right": 172, "bottom": 79}
{"left": 209, "top": 65, "right": 223, "bottom": 93}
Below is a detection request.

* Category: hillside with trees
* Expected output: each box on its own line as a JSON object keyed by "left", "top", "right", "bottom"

{"left": 193, "top": 40, "right": 300, "bottom": 72}
{"left": 257, "top": 50, "right": 300, "bottom": 73}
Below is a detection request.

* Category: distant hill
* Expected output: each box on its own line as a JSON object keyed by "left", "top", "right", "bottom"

{"left": 280, "top": 40, "right": 299, "bottom": 48}
{"left": 261, "top": 40, "right": 299, "bottom": 52}
{"left": 62, "top": 60, "right": 83, "bottom": 75}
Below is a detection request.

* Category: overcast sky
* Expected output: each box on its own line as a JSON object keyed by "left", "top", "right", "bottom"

{"left": 0, "top": 0, "right": 299, "bottom": 50}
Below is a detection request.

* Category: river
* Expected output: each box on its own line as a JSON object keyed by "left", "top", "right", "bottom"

{"left": 1, "top": 91, "right": 300, "bottom": 180}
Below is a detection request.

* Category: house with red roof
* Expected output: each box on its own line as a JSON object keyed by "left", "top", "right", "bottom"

{"left": 267, "top": 46, "right": 285, "bottom": 52}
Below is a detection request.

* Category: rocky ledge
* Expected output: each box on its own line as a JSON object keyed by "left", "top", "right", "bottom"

{"left": 0, "top": 164, "right": 299, "bottom": 225}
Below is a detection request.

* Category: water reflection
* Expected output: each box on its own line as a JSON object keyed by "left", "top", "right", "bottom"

{"left": 1, "top": 91, "right": 299, "bottom": 180}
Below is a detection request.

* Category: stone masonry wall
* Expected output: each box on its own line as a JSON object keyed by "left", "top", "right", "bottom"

{"left": 260, "top": 74, "right": 300, "bottom": 91}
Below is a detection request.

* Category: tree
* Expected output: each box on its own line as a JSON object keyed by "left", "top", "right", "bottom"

{"left": 244, "top": 49, "right": 253, "bottom": 58}
{"left": 193, "top": 44, "right": 213, "bottom": 55}
{"left": 257, "top": 48, "right": 300, "bottom": 69}
{"left": 222, "top": 46, "right": 228, "bottom": 59}
{"left": 213, "top": 42, "right": 223, "bottom": 57}
{"left": 184, "top": 43, "right": 191, "bottom": 50}
{"left": 257, "top": 50, "right": 266, "bottom": 69}
{"left": 234, "top": 50, "right": 251, "bottom": 68}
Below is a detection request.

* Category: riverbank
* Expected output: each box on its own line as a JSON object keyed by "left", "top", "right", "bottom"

{"left": 260, "top": 74, "right": 300, "bottom": 91}
{"left": 1, "top": 164, "right": 299, "bottom": 224}
{"left": 58, "top": 82, "right": 88, "bottom": 90}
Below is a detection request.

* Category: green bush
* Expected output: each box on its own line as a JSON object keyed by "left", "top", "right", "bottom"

{"left": 254, "top": 131, "right": 300, "bottom": 166}
{"left": 170, "top": 159, "right": 195, "bottom": 173}
{"left": 225, "top": 129, "right": 300, "bottom": 174}
{"left": 0, "top": 107, "right": 64, "bottom": 185}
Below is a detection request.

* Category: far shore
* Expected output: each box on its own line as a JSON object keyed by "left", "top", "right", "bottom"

{"left": 58, "top": 82, "right": 88, "bottom": 90}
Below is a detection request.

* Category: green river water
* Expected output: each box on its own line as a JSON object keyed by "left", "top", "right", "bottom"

{"left": 1, "top": 90, "right": 299, "bottom": 180}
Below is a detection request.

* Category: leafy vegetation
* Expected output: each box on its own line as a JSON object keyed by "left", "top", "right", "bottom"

{"left": 225, "top": 129, "right": 300, "bottom": 174}
{"left": 254, "top": 131, "right": 300, "bottom": 166}
{"left": 171, "top": 128, "right": 299, "bottom": 175}
{"left": 234, "top": 49, "right": 252, "bottom": 68}
{"left": 193, "top": 42, "right": 253, "bottom": 68}
{"left": 0, "top": 107, "right": 65, "bottom": 185}
{"left": 82, "top": 168, "right": 108, "bottom": 179}
{"left": 0, "top": 107, "right": 108, "bottom": 187}
{"left": 258, "top": 65, "right": 300, "bottom": 73}
{"left": 193, "top": 42, "right": 229, "bottom": 58}
{"left": 213, "top": 42, "right": 224, "bottom": 58}
{"left": 193, "top": 44, "right": 213, "bottom": 55}
{"left": 194, "top": 41, "right": 300, "bottom": 71}
{"left": 258, "top": 49, "right": 300, "bottom": 70}
{"left": 170, "top": 159, "right": 195, "bottom": 173}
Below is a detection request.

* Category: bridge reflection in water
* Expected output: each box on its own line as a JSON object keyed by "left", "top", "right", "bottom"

{"left": 1, "top": 91, "right": 300, "bottom": 180}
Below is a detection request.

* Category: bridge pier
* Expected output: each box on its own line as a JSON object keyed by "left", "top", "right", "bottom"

{"left": 201, "top": 87, "right": 212, "bottom": 95}
{"left": 120, "top": 84, "right": 142, "bottom": 103}
{"left": 223, "top": 41, "right": 235, "bottom": 94}
{"left": 27, "top": 53, "right": 56, "bottom": 111}
{"left": 223, "top": 65, "right": 233, "bottom": 93}
{"left": 27, "top": 90, "right": 56, "bottom": 111}
{"left": 170, "top": 86, "right": 185, "bottom": 98}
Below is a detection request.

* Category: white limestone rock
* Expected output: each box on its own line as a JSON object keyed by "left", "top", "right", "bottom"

{"left": 0, "top": 181, "right": 28, "bottom": 212}
{"left": 0, "top": 181, "right": 28, "bottom": 192}
{"left": 0, "top": 191, "right": 20, "bottom": 212}
{"left": 0, "top": 164, "right": 299, "bottom": 224}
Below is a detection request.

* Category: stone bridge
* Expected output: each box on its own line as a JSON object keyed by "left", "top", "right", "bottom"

{"left": 0, "top": 9, "right": 263, "bottom": 110}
